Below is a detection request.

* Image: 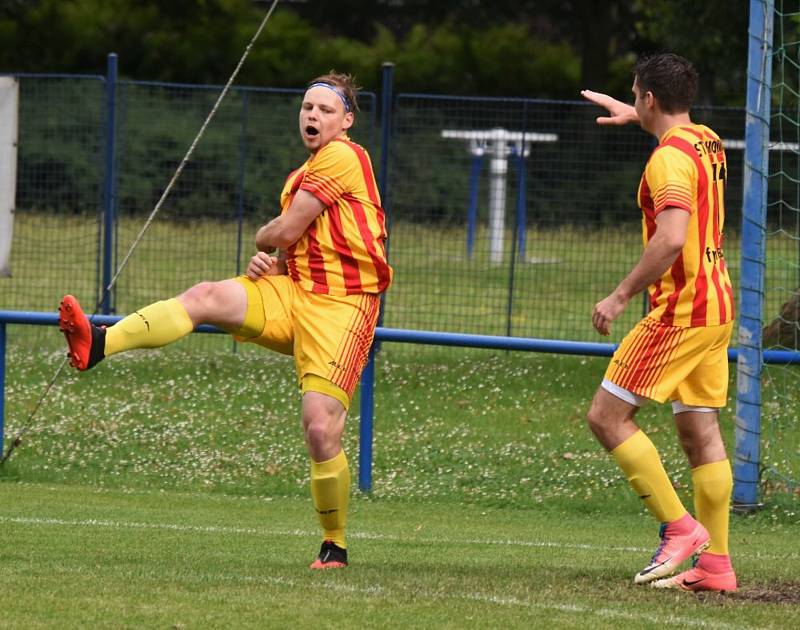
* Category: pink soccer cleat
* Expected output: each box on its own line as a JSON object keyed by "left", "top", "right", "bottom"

{"left": 651, "top": 552, "right": 737, "bottom": 592}
{"left": 634, "top": 514, "right": 710, "bottom": 584}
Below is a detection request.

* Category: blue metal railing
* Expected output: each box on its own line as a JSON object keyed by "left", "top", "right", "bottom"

{"left": 3, "top": 310, "right": 800, "bottom": 492}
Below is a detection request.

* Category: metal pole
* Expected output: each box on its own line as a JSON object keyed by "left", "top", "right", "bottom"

{"left": 506, "top": 148, "right": 525, "bottom": 337}
{"left": 515, "top": 150, "right": 527, "bottom": 261}
{"left": 378, "top": 62, "right": 395, "bottom": 210}
{"left": 101, "top": 53, "right": 118, "bottom": 314}
{"left": 358, "top": 344, "right": 376, "bottom": 492}
{"left": 232, "top": 90, "right": 250, "bottom": 354}
{"left": 235, "top": 90, "right": 249, "bottom": 278}
{"left": 467, "top": 153, "right": 483, "bottom": 258}
{"left": 375, "top": 62, "right": 395, "bottom": 348}
{"left": 734, "top": 0, "right": 774, "bottom": 510}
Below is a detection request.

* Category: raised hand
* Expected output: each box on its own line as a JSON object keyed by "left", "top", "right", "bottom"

{"left": 581, "top": 90, "right": 639, "bottom": 126}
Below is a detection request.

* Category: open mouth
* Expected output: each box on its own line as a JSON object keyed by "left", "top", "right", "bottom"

{"left": 305, "top": 126, "right": 319, "bottom": 137}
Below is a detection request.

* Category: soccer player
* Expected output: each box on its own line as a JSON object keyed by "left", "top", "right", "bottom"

{"left": 57, "top": 72, "right": 392, "bottom": 569}
{"left": 581, "top": 53, "right": 737, "bottom": 592}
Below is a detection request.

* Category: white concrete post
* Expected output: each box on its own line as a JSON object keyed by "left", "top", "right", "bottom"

{"left": 0, "top": 77, "right": 18, "bottom": 277}
{"left": 488, "top": 128, "right": 509, "bottom": 263}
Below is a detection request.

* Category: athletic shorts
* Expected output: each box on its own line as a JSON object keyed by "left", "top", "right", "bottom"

{"left": 603, "top": 316, "right": 733, "bottom": 407}
{"left": 231, "top": 275, "right": 380, "bottom": 407}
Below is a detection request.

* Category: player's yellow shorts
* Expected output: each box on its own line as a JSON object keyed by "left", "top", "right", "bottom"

{"left": 603, "top": 316, "right": 733, "bottom": 407}
{"left": 231, "top": 275, "right": 380, "bottom": 409}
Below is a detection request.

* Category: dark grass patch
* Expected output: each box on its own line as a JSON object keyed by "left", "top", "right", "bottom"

{"left": 724, "top": 581, "right": 800, "bottom": 605}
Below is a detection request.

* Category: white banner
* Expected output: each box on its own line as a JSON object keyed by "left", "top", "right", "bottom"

{"left": 0, "top": 76, "right": 19, "bottom": 277}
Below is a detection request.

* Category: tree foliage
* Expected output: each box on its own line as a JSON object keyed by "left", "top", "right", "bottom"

{"left": 0, "top": 0, "right": 748, "bottom": 102}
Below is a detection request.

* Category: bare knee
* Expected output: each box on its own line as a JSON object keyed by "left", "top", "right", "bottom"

{"left": 180, "top": 281, "right": 218, "bottom": 311}
{"left": 303, "top": 413, "right": 343, "bottom": 461}
{"left": 178, "top": 280, "right": 245, "bottom": 328}
{"left": 586, "top": 399, "right": 606, "bottom": 437}
{"left": 586, "top": 388, "right": 640, "bottom": 451}
{"left": 302, "top": 393, "right": 346, "bottom": 461}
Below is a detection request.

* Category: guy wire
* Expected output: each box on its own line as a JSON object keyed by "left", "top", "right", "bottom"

{"left": 1, "top": 0, "right": 281, "bottom": 465}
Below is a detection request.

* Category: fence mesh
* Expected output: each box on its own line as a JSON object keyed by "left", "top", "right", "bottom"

{"left": 6, "top": 76, "right": 105, "bottom": 320}
{"left": 384, "top": 95, "right": 746, "bottom": 345}
{"left": 2, "top": 76, "right": 747, "bottom": 350}
{"left": 2, "top": 77, "right": 376, "bottom": 350}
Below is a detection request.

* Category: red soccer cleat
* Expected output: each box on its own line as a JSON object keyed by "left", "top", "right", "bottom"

{"left": 58, "top": 295, "right": 106, "bottom": 371}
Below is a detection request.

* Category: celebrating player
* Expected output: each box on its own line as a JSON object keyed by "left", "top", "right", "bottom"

{"left": 581, "top": 53, "right": 737, "bottom": 591}
{"left": 58, "top": 71, "right": 392, "bottom": 569}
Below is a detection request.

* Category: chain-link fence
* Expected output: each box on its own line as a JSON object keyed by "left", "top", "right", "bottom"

{"left": 382, "top": 95, "right": 745, "bottom": 344}
{"left": 2, "top": 72, "right": 746, "bottom": 349}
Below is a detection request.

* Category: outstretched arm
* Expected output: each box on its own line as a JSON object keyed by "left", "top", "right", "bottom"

{"left": 581, "top": 90, "right": 639, "bottom": 126}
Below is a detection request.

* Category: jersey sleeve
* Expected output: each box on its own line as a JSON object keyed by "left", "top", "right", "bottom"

{"left": 299, "top": 141, "right": 360, "bottom": 207}
{"left": 645, "top": 146, "right": 696, "bottom": 215}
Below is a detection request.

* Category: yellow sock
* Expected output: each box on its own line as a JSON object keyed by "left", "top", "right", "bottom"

{"left": 104, "top": 298, "right": 194, "bottom": 356}
{"left": 692, "top": 459, "right": 732, "bottom": 555}
{"left": 310, "top": 450, "right": 350, "bottom": 548}
{"left": 611, "top": 430, "right": 687, "bottom": 523}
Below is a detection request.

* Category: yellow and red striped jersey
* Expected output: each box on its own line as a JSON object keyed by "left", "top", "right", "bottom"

{"left": 281, "top": 136, "right": 392, "bottom": 295}
{"left": 637, "top": 124, "right": 735, "bottom": 327}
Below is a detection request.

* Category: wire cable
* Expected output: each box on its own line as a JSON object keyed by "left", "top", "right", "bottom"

{"left": 1, "top": 0, "right": 281, "bottom": 465}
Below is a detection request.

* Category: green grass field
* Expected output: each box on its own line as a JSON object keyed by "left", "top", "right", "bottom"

{"left": 2, "top": 483, "right": 798, "bottom": 629}
{"left": 1, "top": 344, "right": 799, "bottom": 628}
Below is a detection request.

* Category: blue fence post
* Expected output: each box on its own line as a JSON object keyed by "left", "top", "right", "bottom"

{"left": 467, "top": 154, "right": 483, "bottom": 258}
{"left": 375, "top": 61, "right": 395, "bottom": 347}
{"left": 235, "top": 90, "right": 249, "bottom": 278}
{"left": 734, "top": 0, "right": 774, "bottom": 510}
{"left": 358, "top": 344, "right": 377, "bottom": 492}
{"left": 101, "top": 53, "right": 118, "bottom": 314}
{"left": 378, "top": 62, "right": 394, "bottom": 217}
{"left": 355, "top": 63, "right": 394, "bottom": 491}
{"left": 515, "top": 149, "right": 527, "bottom": 262}
{"left": 0, "top": 322, "right": 5, "bottom": 456}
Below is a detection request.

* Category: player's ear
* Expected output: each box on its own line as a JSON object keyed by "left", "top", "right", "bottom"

{"left": 342, "top": 111, "right": 354, "bottom": 131}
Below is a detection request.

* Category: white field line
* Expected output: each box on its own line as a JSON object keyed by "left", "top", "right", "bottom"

{"left": 21, "top": 562, "right": 762, "bottom": 630}
{"left": 0, "top": 515, "right": 797, "bottom": 562}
